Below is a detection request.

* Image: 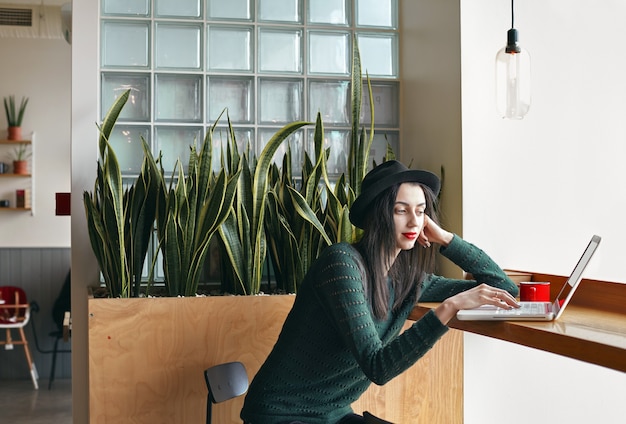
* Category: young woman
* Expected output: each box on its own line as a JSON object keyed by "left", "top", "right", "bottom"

{"left": 240, "top": 160, "right": 519, "bottom": 424}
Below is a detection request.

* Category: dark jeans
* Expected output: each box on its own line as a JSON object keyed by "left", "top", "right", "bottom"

{"left": 244, "top": 414, "right": 365, "bottom": 424}
{"left": 245, "top": 412, "right": 390, "bottom": 424}
{"left": 340, "top": 412, "right": 392, "bottom": 424}
{"left": 338, "top": 413, "right": 366, "bottom": 423}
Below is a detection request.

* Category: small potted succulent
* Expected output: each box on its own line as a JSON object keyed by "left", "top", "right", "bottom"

{"left": 3, "top": 95, "right": 29, "bottom": 141}
{"left": 11, "top": 143, "right": 31, "bottom": 175}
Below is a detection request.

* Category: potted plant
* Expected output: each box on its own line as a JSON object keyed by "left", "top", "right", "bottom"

{"left": 82, "top": 90, "right": 161, "bottom": 298}
{"left": 85, "top": 43, "right": 433, "bottom": 423}
{"left": 11, "top": 143, "right": 31, "bottom": 175}
{"left": 83, "top": 96, "right": 305, "bottom": 422}
{"left": 3, "top": 95, "right": 29, "bottom": 141}
{"left": 83, "top": 90, "right": 241, "bottom": 298}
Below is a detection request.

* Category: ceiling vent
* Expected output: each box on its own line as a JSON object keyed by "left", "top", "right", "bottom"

{"left": 0, "top": 5, "right": 63, "bottom": 40}
{"left": 0, "top": 7, "right": 33, "bottom": 27}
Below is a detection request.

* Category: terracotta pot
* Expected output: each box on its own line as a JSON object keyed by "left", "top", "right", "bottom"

{"left": 12, "top": 160, "right": 28, "bottom": 175}
{"left": 7, "top": 126, "right": 22, "bottom": 141}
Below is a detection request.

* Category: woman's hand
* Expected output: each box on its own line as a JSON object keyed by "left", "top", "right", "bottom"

{"left": 434, "top": 284, "right": 520, "bottom": 325}
{"left": 418, "top": 215, "right": 453, "bottom": 248}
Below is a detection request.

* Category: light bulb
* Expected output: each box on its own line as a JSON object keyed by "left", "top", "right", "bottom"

{"left": 496, "top": 29, "right": 531, "bottom": 119}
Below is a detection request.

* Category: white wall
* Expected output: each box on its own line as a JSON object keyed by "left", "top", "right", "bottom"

{"left": 460, "top": 1, "right": 626, "bottom": 423}
{"left": 0, "top": 38, "right": 71, "bottom": 247}
{"left": 461, "top": 0, "right": 625, "bottom": 282}
{"left": 464, "top": 334, "right": 625, "bottom": 424}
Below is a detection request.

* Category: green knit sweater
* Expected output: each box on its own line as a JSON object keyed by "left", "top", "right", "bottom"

{"left": 240, "top": 235, "right": 518, "bottom": 424}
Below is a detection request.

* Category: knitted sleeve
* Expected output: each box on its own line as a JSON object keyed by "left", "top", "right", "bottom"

{"left": 313, "top": 245, "right": 448, "bottom": 385}
{"left": 418, "top": 234, "right": 519, "bottom": 302}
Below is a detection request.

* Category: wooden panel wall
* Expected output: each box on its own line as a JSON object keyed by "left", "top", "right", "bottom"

{"left": 89, "top": 295, "right": 463, "bottom": 423}
{"left": 0, "top": 248, "right": 71, "bottom": 380}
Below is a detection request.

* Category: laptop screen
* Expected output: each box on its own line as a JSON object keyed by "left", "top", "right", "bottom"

{"left": 553, "top": 235, "right": 601, "bottom": 319}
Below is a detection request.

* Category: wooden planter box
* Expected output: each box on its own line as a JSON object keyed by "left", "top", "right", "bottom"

{"left": 88, "top": 294, "right": 462, "bottom": 423}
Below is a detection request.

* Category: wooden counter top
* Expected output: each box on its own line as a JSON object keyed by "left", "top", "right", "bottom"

{"left": 409, "top": 272, "right": 626, "bottom": 373}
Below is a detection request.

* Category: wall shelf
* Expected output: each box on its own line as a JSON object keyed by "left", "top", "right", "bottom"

{"left": 0, "top": 134, "right": 35, "bottom": 215}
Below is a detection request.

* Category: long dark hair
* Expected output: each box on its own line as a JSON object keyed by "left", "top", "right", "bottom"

{"left": 354, "top": 182, "right": 439, "bottom": 320}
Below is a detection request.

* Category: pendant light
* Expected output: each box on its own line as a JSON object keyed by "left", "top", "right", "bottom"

{"left": 495, "top": 0, "right": 531, "bottom": 119}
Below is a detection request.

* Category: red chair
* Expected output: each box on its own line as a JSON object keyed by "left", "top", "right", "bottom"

{"left": 0, "top": 286, "right": 39, "bottom": 389}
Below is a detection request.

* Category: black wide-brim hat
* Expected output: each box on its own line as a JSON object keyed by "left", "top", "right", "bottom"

{"left": 349, "top": 160, "right": 440, "bottom": 229}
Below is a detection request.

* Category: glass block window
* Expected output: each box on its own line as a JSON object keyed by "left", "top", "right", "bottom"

{"left": 100, "top": 0, "right": 399, "bottom": 282}
{"left": 100, "top": 0, "right": 399, "bottom": 179}
{"left": 154, "top": 22, "right": 203, "bottom": 69}
{"left": 207, "top": 25, "right": 253, "bottom": 71}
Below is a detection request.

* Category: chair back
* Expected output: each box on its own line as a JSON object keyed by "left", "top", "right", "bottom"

{"left": 205, "top": 361, "right": 248, "bottom": 403}
{"left": 204, "top": 361, "right": 248, "bottom": 424}
{"left": 0, "top": 286, "right": 29, "bottom": 324}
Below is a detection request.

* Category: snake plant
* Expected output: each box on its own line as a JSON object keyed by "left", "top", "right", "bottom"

{"left": 84, "top": 90, "right": 240, "bottom": 298}
{"left": 218, "top": 117, "right": 310, "bottom": 295}
{"left": 83, "top": 90, "right": 161, "bottom": 298}
{"left": 84, "top": 39, "right": 394, "bottom": 297}
{"left": 263, "top": 37, "right": 389, "bottom": 293}
{"left": 154, "top": 123, "right": 241, "bottom": 297}
{"left": 3, "top": 95, "right": 29, "bottom": 127}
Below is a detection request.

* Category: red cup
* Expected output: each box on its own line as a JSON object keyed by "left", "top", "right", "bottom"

{"left": 519, "top": 282, "right": 550, "bottom": 302}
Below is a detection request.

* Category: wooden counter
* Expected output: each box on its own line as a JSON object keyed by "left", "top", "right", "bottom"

{"left": 410, "top": 272, "right": 626, "bottom": 373}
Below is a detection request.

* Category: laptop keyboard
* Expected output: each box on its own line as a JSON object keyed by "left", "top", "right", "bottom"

{"left": 495, "top": 302, "right": 550, "bottom": 315}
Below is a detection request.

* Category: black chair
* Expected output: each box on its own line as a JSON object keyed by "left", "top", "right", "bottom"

{"left": 30, "top": 271, "right": 71, "bottom": 389}
{"left": 204, "top": 361, "right": 248, "bottom": 424}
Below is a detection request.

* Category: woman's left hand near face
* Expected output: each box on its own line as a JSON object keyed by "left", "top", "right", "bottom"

{"left": 419, "top": 215, "right": 453, "bottom": 248}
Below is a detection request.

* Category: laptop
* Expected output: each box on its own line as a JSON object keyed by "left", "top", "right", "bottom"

{"left": 456, "top": 235, "right": 601, "bottom": 321}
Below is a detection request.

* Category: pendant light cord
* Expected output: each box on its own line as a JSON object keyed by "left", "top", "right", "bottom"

{"left": 511, "top": 0, "right": 515, "bottom": 29}
{"left": 505, "top": 0, "right": 521, "bottom": 53}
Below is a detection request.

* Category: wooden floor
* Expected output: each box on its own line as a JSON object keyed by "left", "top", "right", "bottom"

{"left": 0, "top": 378, "right": 71, "bottom": 424}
